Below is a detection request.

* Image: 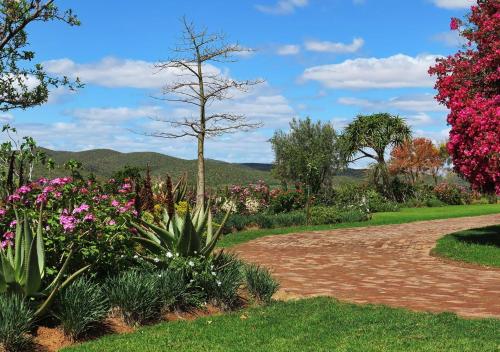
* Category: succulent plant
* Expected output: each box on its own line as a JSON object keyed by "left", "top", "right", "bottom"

{"left": 0, "top": 209, "right": 89, "bottom": 317}
{"left": 130, "top": 204, "right": 230, "bottom": 259}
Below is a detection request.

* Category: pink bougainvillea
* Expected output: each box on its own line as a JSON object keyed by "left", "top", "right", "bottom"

{"left": 429, "top": 0, "right": 500, "bottom": 195}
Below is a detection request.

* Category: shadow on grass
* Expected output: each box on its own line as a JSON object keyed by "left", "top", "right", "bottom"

{"left": 452, "top": 225, "right": 500, "bottom": 247}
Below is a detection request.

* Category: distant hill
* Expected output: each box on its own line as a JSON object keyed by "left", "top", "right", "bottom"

{"left": 35, "top": 148, "right": 366, "bottom": 187}
{"left": 37, "top": 148, "right": 278, "bottom": 187}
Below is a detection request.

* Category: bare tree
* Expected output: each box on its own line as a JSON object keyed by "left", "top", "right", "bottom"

{"left": 149, "top": 18, "right": 263, "bottom": 208}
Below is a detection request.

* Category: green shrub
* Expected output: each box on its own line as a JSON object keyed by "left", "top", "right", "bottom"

{"left": 434, "top": 182, "right": 472, "bottom": 205}
{"left": 244, "top": 264, "right": 279, "bottom": 304}
{"left": 309, "top": 206, "right": 369, "bottom": 225}
{"left": 425, "top": 197, "right": 446, "bottom": 207}
{"left": 365, "top": 190, "right": 400, "bottom": 212}
{"left": 0, "top": 294, "right": 33, "bottom": 352}
{"left": 197, "top": 253, "right": 244, "bottom": 310}
{"left": 54, "top": 277, "right": 110, "bottom": 340}
{"left": 156, "top": 269, "right": 203, "bottom": 311}
{"left": 106, "top": 270, "right": 161, "bottom": 326}
{"left": 268, "top": 189, "right": 307, "bottom": 214}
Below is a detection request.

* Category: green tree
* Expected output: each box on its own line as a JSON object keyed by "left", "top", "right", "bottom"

{"left": 0, "top": 0, "right": 81, "bottom": 111}
{"left": 341, "top": 113, "right": 411, "bottom": 194}
{"left": 270, "top": 117, "right": 343, "bottom": 194}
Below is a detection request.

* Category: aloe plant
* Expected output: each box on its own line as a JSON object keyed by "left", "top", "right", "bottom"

{"left": 0, "top": 209, "right": 89, "bottom": 317}
{"left": 131, "top": 204, "right": 230, "bottom": 258}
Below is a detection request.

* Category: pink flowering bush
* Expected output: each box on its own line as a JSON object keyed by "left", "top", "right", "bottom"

{"left": 215, "top": 180, "right": 270, "bottom": 215}
{"left": 433, "top": 182, "right": 472, "bottom": 205}
{"left": 0, "top": 176, "right": 138, "bottom": 279}
{"left": 429, "top": 0, "right": 500, "bottom": 195}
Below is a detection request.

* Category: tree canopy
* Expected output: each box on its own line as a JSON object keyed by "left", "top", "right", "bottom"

{"left": 270, "top": 117, "right": 343, "bottom": 194}
{"left": 429, "top": 0, "right": 499, "bottom": 194}
{"left": 0, "top": 0, "right": 81, "bottom": 111}
{"left": 340, "top": 113, "right": 411, "bottom": 193}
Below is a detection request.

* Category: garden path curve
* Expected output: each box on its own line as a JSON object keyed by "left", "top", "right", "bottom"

{"left": 232, "top": 214, "right": 500, "bottom": 318}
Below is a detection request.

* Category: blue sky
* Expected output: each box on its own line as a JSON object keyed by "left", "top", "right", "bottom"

{"left": 4, "top": 0, "right": 475, "bottom": 165}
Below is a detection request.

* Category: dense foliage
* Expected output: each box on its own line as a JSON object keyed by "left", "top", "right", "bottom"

{"left": 429, "top": 0, "right": 500, "bottom": 194}
{"left": 271, "top": 117, "right": 344, "bottom": 194}
{"left": 340, "top": 113, "right": 412, "bottom": 195}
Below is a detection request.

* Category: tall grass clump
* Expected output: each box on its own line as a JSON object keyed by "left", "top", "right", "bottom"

{"left": 0, "top": 294, "right": 33, "bottom": 352}
{"left": 53, "top": 277, "right": 110, "bottom": 340}
{"left": 244, "top": 264, "right": 280, "bottom": 304}
{"left": 106, "top": 270, "right": 161, "bottom": 326}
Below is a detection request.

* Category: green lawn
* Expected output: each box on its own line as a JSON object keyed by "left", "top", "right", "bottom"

{"left": 433, "top": 225, "right": 500, "bottom": 267}
{"left": 63, "top": 297, "right": 500, "bottom": 352}
{"left": 219, "top": 204, "right": 500, "bottom": 248}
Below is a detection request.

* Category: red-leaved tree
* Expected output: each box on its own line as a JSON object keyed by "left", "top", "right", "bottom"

{"left": 389, "top": 138, "right": 444, "bottom": 185}
{"left": 429, "top": 0, "right": 500, "bottom": 195}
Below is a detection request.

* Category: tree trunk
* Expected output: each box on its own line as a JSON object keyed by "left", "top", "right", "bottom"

{"left": 196, "top": 133, "right": 205, "bottom": 209}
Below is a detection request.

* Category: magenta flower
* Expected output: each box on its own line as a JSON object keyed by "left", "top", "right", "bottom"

{"left": 3, "top": 231, "right": 14, "bottom": 240}
{"left": 9, "top": 220, "right": 17, "bottom": 228}
{"left": 7, "top": 194, "right": 21, "bottom": 202}
{"left": 0, "top": 208, "right": 6, "bottom": 216}
{"left": 111, "top": 200, "right": 120, "bottom": 207}
{"left": 60, "top": 212, "right": 77, "bottom": 233}
{"left": 17, "top": 185, "right": 32, "bottom": 194}
{"left": 83, "top": 213, "right": 94, "bottom": 222}
{"left": 73, "top": 203, "right": 90, "bottom": 214}
{"left": 36, "top": 193, "right": 48, "bottom": 205}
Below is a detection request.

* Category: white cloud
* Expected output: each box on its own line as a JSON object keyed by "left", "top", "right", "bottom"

{"left": 68, "top": 106, "right": 164, "bottom": 122}
{"left": 0, "top": 113, "right": 14, "bottom": 123}
{"left": 43, "top": 57, "right": 221, "bottom": 89}
{"left": 301, "top": 54, "right": 441, "bottom": 89}
{"left": 305, "top": 38, "right": 364, "bottom": 53}
{"left": 406, "top": 113, "right": 434, "bottom": 126}
{"left": 338, "top": 94, "right": 447, "bottom": 112}
{"left": 432, "top": 31, "right": 466, "bottom": 47}
{"left": 277, "top": 44, "right": 301, "bottom": 55}
{"left": 432, "top": 0, "right": 475, "bottom": 9}
{"left": 256, "top": 0, "right": 308, "bottom": 15}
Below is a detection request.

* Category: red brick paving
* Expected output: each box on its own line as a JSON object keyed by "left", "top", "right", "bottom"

{"left": 233, "top": 214, "right": 500, "bottom": 318}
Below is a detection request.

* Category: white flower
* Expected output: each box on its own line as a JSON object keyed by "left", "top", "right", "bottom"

{"left": 188, "top": 261, "right": 194, "bottom": 267}
{"left": 158, "top": 274, "right": 162, "bottom": 278}
{"left": 154, "top": 257, "right": 160, "bottom": 263}
{"left": 245, "top": 197, "right": 261, "bottom": 214}
{"left": 210, "top": 265, "right": 214, "bottom": 270}
{"left": 189, "top": 279, "right": 194, "bottom": 283}
{"left": 211, "top": 271, "right": 217, "bottom": 276}
{"left": 216, "top": 280, "right": 222, "bottom": 287}
{"left": 133, "top": 255, "right": 138, "bottom": 259}
{"left": 221, "top": 199, "right": 237, "bottom": 213}
{"left": 166, "top": 251, "right": 173, "bottom": 258}
{"left": 194, "top": 250, "right": 197, "bottom": 254}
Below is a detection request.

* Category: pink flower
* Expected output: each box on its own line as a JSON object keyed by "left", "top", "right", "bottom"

{"left": 3, "top": 231, "right": 14, "bottom": 240}
{"left": 36, "top": 193, "right": 48, "bottom": 204}
{"left": 111, "top": 200, "right": 120, "bottom": 207}
{"left": 37, "top": 177, "right": 48, "bottom": 185}
{"left": 7, "top": 194, "right": 21, "bottom": 202}
{"left": 73, "top": 203, "right": 90, "bottom": 214}
{"left": 42, "top": 186, "right": 55, "bottom": 194}
{"left": 450, "top": 17, "right": 460, "bottom": 30}
{"left": 1, "top": 240, "right": 12, "bottom": 249}
{"left": 17, "top": 185, "right": 31, "bottom": 194}
{"left": 83, "top": 213, "right": 94, "bottom": 222}
{"left": 80, "top": 188, "right": 89, "bottom": 194}
{"left": 108, "top": 220, "right": 116, "bottom": 226}
{"left": 59, "top": 212, "right": 77, "bottom": 233}
{"left": 9, "top": 220, "right": 17, "bottom": 228}
{"left": 0, "top": 208, "right": 6, "bottom": 216}
{"left": 54, "top": 191, "right": 62, "bottom": 199}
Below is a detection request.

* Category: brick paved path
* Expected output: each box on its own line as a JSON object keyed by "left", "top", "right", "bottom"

{"left": 233, "top": 214, "right": 500, "bottom": 318}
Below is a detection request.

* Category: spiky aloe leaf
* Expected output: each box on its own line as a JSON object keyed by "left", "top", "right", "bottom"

{"left": 176, "top": 210, "right": 201, "bottom": 257}
{"left": 206, "top": 211, "right": 213, "bottom": 246}
{"left": 36, "top": 208, "right": 45, "bottom": 277}
{"left": 44, "top": 249, "right": 73, "bottom": 294}
{"left": 130, "top": 221, "right": 161, "bottom": 245}
{"left": 33, "top": 262, "right": 90, "bottom": 320}
{"left": 201, "top": 208, "right": 231, "bottom": 257}
{"left": 194, "top": 203, "right": 210, "bottom": 234}
{"left": 14, "top": 213, "right": 23, "bottom": 279}
{"left": 0, "top": 269, "right": 5, "bottom": 293}
{"left": 137, "top": 219, "right": 175, "bottom": 249}
{"left": 24, "top": 237, "right": 41, "bottom": 296}
{"left": 131, "top": 237, "right": 165, "bottom": 254}
{"left": 0, "top": 252, "right": 15, "bottom": 284}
